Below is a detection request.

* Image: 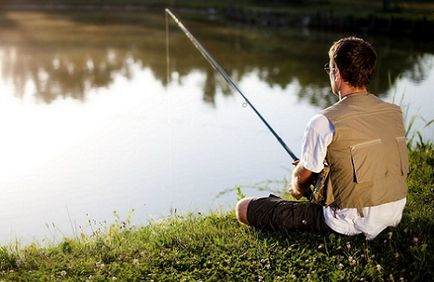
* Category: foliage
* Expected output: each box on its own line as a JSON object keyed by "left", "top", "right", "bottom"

{"left": 0, "top": 145, "right": 433, "bottom": 280}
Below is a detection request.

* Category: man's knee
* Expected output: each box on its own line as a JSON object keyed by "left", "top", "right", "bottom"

{"left": 235, "top": 197, "right": 255, "bottom": 225}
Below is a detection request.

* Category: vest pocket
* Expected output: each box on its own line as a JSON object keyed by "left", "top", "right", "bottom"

{"left": 396, "top": 137, "right": 409, "bottom": 176}
{"left": 350, "top": 139, "right": 386, "bottom": 183}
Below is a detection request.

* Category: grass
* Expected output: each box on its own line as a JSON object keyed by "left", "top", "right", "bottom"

{"left": 0, "top": 142, "right": 432, "bottom": 280}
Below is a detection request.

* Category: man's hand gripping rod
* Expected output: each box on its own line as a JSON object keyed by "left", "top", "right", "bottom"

{"left": 165, "top": 9, "right": 299, "bottom": 161}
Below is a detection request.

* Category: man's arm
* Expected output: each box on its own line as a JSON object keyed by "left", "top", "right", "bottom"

{"left": 290, "top": 162, "right": 315, "bottom": 200}
{"left": 290, "top": 114, "right": 334, "bottom": 199}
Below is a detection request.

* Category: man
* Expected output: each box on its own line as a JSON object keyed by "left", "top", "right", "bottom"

{"left": 236, "top": 37, "right": 408, "bottom": 240}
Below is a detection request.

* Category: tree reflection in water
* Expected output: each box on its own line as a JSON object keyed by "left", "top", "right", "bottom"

{"left": 0, "top": 11, "right": 433, "bottom": 108}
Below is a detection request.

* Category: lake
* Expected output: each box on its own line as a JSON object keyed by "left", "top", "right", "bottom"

{"left": 0, "top": 10, "right": 433, "bottom": 245}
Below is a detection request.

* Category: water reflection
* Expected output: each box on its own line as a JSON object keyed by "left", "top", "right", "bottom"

{"left": 1, "top": 11, "right": 433, "bottom": 108}
{"left": 402, "top": 53, "right": 434, "bottom": 83}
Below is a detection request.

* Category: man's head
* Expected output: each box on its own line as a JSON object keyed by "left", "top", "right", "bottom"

{"left": 328, "top": 37, "right": 377, "bottom": 95}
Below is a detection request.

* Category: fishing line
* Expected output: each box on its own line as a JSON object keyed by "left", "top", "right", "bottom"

{"left": 165, "top": 11, "right": 170, "bottom": 85}
{"left": 165, "top": 9, "right": 299, "bottom": 161}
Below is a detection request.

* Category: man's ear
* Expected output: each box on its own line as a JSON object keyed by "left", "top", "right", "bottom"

{"left": 334, "top": 68, "right": 340, "bottom": 80}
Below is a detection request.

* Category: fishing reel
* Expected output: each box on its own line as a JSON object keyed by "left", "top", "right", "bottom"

{"left": 309, "top": 164, "right": 330, "bottom": 205}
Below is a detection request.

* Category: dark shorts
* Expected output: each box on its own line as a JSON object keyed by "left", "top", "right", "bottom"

{"left": 247, "top": 194, "right": 331, "bottom": 234}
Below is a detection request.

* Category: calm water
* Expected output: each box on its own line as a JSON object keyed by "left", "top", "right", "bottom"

{"left": 0, "top": 11, "right": 433, "bottom": 244}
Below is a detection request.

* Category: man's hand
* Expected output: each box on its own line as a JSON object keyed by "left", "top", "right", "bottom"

{"left": 289, "top": 184, "right": 304, "bottom": 200}
{"left": 288, "top": 159, "right": 302, "bottom": 199}
{"left": 289, "top": 161, "right": 315, "bottom": 200}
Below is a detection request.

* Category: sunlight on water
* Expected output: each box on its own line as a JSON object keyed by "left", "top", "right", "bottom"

{"left": 0, "top": 57, "right": 317, "bottom": 244}
{"left": 385, "top": 53, "right": 434, "bottom": 141}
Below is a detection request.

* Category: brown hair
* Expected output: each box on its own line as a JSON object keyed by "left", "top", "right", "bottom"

{"left": 329, "top": 37, "right": 377, "bottom": 88}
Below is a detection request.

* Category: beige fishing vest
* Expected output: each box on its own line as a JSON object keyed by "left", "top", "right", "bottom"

{"left": 320, "top": 94, "right": 408, "bottom": 213}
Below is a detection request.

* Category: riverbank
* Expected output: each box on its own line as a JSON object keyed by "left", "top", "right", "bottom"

{"left": 1, "top": 0, "right": 434, "bottom": 38}
{"left": 0, "top": 143, "right": 432, "bottom": 280}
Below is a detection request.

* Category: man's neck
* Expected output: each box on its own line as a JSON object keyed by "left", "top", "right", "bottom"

{"left": 338, "top": 86, "right": 368, "bottom": 100}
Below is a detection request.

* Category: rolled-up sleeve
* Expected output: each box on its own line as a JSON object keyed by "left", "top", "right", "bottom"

{"left": 300, "top": 114, "right": 334, "bottom": 173}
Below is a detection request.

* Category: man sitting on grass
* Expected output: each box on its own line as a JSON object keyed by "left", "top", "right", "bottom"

{"left": 236, "top": 37, "right": 408, "bottom": 240}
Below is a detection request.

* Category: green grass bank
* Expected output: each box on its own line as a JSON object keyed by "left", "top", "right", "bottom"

{"left": 0, "top": 143, "right": 433, "bottom": 281}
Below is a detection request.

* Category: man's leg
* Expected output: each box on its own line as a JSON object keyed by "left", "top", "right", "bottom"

{"left": 236, "top": 197, "right": 255, "bottom": 225}
{"left": 236, "top": 194, "right": 330, "bottom": 233}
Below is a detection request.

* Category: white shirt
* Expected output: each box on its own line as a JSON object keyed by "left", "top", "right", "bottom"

{"left": 300, "top": 114, "right": 406, "bottom": 240}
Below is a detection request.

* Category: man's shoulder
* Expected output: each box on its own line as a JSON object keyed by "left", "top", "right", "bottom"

{"left": 306, "top": 114, "right": 335, "bottom": 137}
{"left": 308, "top": 114, "right": 331, "bottom": 129}
{"left": 319, "top": 101, "right": 343, "bottom": 121}
{"left": 320, "top": 94, "right": 402, "bottom": 121}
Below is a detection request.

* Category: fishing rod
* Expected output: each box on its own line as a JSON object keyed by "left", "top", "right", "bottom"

{"left": 165, "top": 9, "right": 299, "bottom": 161}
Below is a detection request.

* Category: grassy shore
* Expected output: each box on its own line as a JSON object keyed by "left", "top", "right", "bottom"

{"left": 0, "top": 143, "right": 432, "bottom": 280}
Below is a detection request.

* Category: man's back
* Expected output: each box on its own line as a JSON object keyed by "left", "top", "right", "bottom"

{"left": 321, "top": 94, "right": 408, "bottom": 211}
